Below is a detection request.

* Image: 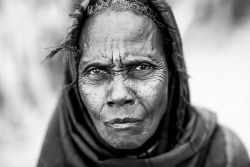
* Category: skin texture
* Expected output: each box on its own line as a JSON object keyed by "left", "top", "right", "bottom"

{"left": 78, "top": 11, "right": 169, "bottom": 149}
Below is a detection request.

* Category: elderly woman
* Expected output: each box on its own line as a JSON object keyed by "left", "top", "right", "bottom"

{"left": 37, "top": 0, "right": 249, "bottom": 166}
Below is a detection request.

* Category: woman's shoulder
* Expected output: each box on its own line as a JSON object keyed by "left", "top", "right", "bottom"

{"left": 219, "top": 126, "right": 249, "bottom": 166}
{"left": 191, "top": 106, "right": 249, "bottom": 166}
{"left": 205, "top": 124, "right": 249, "bottom": 167}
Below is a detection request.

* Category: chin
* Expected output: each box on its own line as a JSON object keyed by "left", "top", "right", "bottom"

{"left": 110, "top": 140, "right": 143, "bottom": 150}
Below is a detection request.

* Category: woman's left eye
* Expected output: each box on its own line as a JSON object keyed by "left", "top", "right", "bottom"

{"left": 134, "top": 64, "right": 153, "bottom": 71}
{"left": 129, "top": 63, "right": 155, "bottom": 78}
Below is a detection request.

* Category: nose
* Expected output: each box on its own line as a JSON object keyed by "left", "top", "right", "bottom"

{"left": 107, "top": 77, "right": 135, "bottom": 106}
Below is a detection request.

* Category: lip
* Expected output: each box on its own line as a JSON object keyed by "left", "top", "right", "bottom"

{"left": 105, "top": 118, "right": 142, "bottom": 129}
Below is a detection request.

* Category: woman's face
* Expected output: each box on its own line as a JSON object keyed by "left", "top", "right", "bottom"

{"left": 78, "top": 11, "right": 169, "bottom": 149}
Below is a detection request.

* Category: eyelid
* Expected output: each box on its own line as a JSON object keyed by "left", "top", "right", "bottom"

{"left": 79, "top": 61, "right": 112, "bottom": 73}
{"left": 131, "top": 62, "right": 155, "bottom": 70}
{"left": 87, "top": 66, "right": 110, "bottom": 74}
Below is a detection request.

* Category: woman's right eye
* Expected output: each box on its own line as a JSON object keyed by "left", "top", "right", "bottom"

{"left": 82, "top": 67, "right": 110, "bottom": 82}
{"left": 87, "top": 68, "right": 108, "bottom": 75}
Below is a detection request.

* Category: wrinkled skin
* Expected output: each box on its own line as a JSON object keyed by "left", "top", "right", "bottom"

{"left": 78, "top": 11, "right": 169, "bottom": 149}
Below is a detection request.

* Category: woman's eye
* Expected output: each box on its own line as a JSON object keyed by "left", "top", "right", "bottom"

{"left": 129, "top": 63, "right": 155, "bottom": 78}
{"left": 84, "top": 67, "right": 110, "bottom": 82}
{"left": 134, "top": 64, "right": 153, "bottom": 71}
{"left": 88, "top": 68, "right": 108, "bottom": 75}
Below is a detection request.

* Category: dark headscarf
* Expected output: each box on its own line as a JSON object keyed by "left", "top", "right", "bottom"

{"left": 37, "top": 0, "right": 218, "bottom": 166}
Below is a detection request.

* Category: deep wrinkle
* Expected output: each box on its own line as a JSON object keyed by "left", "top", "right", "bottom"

{"left": 78, "top": 11, "right": 169, "bottom": 149}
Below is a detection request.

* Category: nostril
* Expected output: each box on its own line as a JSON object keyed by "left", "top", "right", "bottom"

{"left": 107, "top": 101, "right": 115, "bottom": 106}
{"left": 125, "top": 99, "right": 135, "bottom": 105}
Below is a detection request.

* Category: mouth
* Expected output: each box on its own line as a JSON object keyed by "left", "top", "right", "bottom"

{"left": 105, "top": 118, "right": 142, "bottom": 129}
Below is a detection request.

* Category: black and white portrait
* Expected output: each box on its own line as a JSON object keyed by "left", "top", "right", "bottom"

{"left": 0, "top": 0, "right": 249, "bottom": 166}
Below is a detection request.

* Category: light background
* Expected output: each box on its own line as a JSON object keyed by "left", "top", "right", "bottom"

{"left": 0, "top": 0, "right": 249, "bottom": 166}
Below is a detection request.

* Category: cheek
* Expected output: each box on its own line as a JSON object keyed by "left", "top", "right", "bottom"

{"left": 78, "top": 78, "right": 107, "bottom": 119}
{"left": 134, "top": 75, "right": 168, "bottom": 120}
{"left": 129, "top": 76, "right": 168, "bottom": 140}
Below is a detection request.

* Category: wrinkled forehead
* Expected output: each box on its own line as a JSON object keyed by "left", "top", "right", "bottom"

{"left": 79, "top": 11, "right": 162, "bottom": 47}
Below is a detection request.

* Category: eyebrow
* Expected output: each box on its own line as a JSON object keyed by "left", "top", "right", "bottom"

{"left": 121, "top": 56, "right": 158, "bottom": 66}
{"left": 79, "top": 55, "right": 158, "bottom": 71}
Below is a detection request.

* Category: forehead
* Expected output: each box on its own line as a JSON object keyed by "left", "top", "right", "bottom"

{"left": 81, "top": 11, "right": 162, "bottom": 47}
{"left": 78, "top": 11, "right": 166, "bottom": 66}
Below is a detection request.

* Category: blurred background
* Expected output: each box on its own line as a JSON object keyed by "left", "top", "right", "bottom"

{"left": 0, "top": 0, "right": 249, "bottom": 166}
